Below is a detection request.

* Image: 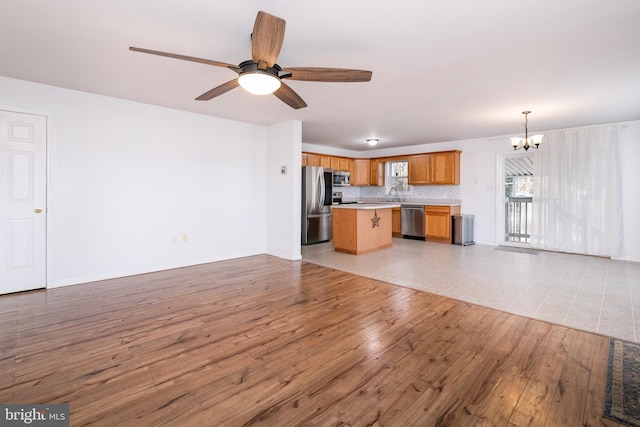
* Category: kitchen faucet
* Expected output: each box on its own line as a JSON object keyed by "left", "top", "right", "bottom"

{"left": 387, "top": 184, "right": 404, "bottom": 202}
{"left": 388, "top": 187, "right": 398, "bottom": 201}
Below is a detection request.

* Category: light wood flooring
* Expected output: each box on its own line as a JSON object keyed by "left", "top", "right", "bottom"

{"left": 0, "top": 255, "right": 625, "bottom": 426}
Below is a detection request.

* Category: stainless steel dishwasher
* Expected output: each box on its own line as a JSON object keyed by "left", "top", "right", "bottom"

{"left": 401, "top": 205, "right": 425, "bottom": 240}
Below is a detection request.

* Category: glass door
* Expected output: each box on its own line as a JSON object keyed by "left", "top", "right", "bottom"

{"left": 497, "top": 153, "right": 534, "bottom": 246}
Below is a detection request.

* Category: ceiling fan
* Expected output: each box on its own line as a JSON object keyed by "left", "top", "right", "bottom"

{"left": 129, "top": 11, "right": 372, "bottom": 109}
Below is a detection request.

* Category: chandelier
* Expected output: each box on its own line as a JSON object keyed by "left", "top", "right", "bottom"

{"left": 511, "top": 111, "right": 543, "bottom": 151}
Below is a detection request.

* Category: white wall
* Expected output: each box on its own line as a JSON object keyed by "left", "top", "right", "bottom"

{"left": 266, "top": 120, "right": 302, "bottom": 260}
{"left": 1, "top": 76, "right": 270, "bottom": 287}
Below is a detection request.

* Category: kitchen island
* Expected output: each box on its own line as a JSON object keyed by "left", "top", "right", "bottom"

{"left": 332, "top": 204, "right": 401, "bottom": 255}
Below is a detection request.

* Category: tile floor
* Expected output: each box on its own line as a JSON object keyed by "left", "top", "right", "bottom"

{"left": 302, "top": 238, "right": 640, "bottom": 344}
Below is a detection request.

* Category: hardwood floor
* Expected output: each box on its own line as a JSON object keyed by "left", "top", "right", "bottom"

{"left": 0, "top": 255, "right": 624, "bottom": 426}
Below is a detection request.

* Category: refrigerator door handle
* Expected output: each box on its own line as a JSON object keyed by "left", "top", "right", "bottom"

{"left": 318, "top": 170, "right": 324, "bottom": 209}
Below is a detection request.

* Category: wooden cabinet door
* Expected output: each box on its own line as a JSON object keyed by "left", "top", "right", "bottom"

{"left": 353, "top": 159, "right": 370, "bottom": 186}
{"left": 330, "top": 157, "right": 341, "bottom": 170}
{"left": 347, "top": 159, "right": 355, "bottom": 178}
{"left": 306, "top": 153, "right": 321, "bottom": 167}
{"left": 430, "top": 151, "right": 460, "bottom": 184}
{"left": 339, "top": 157, "right": 351, "bottom": 172}
{"left": 370, "top": 159, "right": 384, "bottom": 186}
{"left": 425, "top": 208, "right": 451, "bottom": 241}
{"left": 425, "top": 205, "right": 460, "bottom": 243}
{"left": 320, "top": 155, "right": 332, "bottom": 169}
{"left": 392, "top": 208, "right": 401, "bottom": 236}
{"left": 408, "top": 154, "right": 430, "bottom": 185}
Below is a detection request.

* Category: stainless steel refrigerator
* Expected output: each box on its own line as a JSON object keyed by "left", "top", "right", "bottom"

{"left": 302, "top": 166, "right": 333, "bottom": 245}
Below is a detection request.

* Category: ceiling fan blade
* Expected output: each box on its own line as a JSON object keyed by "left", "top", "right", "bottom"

{"left": 129, "top": 47, "right": 237, "bottom": 69}
{"left": 283, "top": 67, "right": 372, "bottom": 82}
{"left": 251, "top": 11, "right": 286, "bottom": 68}
{"left": 273, "top": 81, "right": 307, "bottom": 109}
{"left": 195, "top": 79, "right": 240, "bottom": 101}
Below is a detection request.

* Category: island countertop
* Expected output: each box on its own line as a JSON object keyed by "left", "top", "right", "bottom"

{"left": 331, "top": 203, "right": 401, "bottom": 210}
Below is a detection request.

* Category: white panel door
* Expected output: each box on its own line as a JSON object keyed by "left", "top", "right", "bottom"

{"left": 0, "top": 110, "right": 47, "bottom": 294}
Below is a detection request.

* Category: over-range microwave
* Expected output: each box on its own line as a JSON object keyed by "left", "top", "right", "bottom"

{"left": 333, "top": 171, "right": 350, "bottom": 187}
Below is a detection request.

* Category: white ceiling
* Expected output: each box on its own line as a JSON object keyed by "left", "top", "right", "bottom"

{"left": 2, "top": 0, "right": 639, "bottom": 151}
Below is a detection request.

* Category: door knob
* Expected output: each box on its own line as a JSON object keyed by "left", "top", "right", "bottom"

{"left": 34, "top": 208, "right": 42, "bottom": 214}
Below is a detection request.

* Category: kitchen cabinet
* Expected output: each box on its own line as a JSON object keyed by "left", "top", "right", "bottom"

{"left": 302, "top": 153, "right": 349, "bottom": 172}
{"left": 430, "top": 151, "right": 460, "bottom": 185}
{"left": 408, "top": 151, "right": 460, "bottom": 185}
{"left": 352, "top": 159, "right": 370, "bottom": 186}
{"left": 305, "top": 153, "right": 321, "bottom": 167}
{"left": 339, "top": 157, "right": 352, "bottom": 173}
{"left": 425, "top": 205, "right": 460, "bottom": 243}
{"left": 408, "top": 154, "right": 430, "bottom": 185}
{"left": 302, "top": 150, "right": 460, "bottom": 184}
{"left": 330, "top": 156, "right": 341, "bottom": 170}
{"left": 370, "top": 159, "right": 384, "bottom": 186}
{"left": 392, "top": 207, "right": 401, "bottom": 237}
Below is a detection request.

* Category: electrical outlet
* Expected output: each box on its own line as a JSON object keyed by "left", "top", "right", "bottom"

{"left": 182, "top": 234, "right": 188, "bottom": 242}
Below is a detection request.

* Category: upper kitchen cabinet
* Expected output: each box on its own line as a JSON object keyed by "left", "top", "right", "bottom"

{"left": 408, "top": 154, "right": 430, "bottom": 185}
{"left": 430, "top": 151, "right": 460, "bottom": 185}
{"left": 302, "top": 153, "right": 349, "bottom": 171}
{"left": 320, "top": 155, "right": 332, "bottom": 169}
{"left": 408, "top": 151, "right": 461, "bottom": 185}
{"left": 352, "top": 159, "right": 371, "bottom": 186}
{"left": 330, "top": 157, "right": 341, "bottom": 171}
{"left": 370, "top": 159, "right": 384, "bottom": 186}
{"left": 303, "top": 153, "right": 321, "bottom": 167}
{"left": 340, "top": 157, "right": 352, "bottom": 173}
{"left": 302, "top": 150, "right": 460, "bottom": 184}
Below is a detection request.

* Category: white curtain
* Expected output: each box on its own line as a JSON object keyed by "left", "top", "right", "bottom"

{"left": 531, "top": 125, "right": 625, "bottom": 257}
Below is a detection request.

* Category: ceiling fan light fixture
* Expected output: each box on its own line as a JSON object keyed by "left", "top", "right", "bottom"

{"left": 238, "top": 71, "right": 281, "bottom": 95}
{"left": 366, "top": 138, "right": 379, "bottom": 146}
{"left": 129, "top": 12, "right": 371, "bottom": 108}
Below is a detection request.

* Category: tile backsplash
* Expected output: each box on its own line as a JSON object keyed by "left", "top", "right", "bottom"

{"left": 340, "top": 185, "right": 460, "bottom": 202}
